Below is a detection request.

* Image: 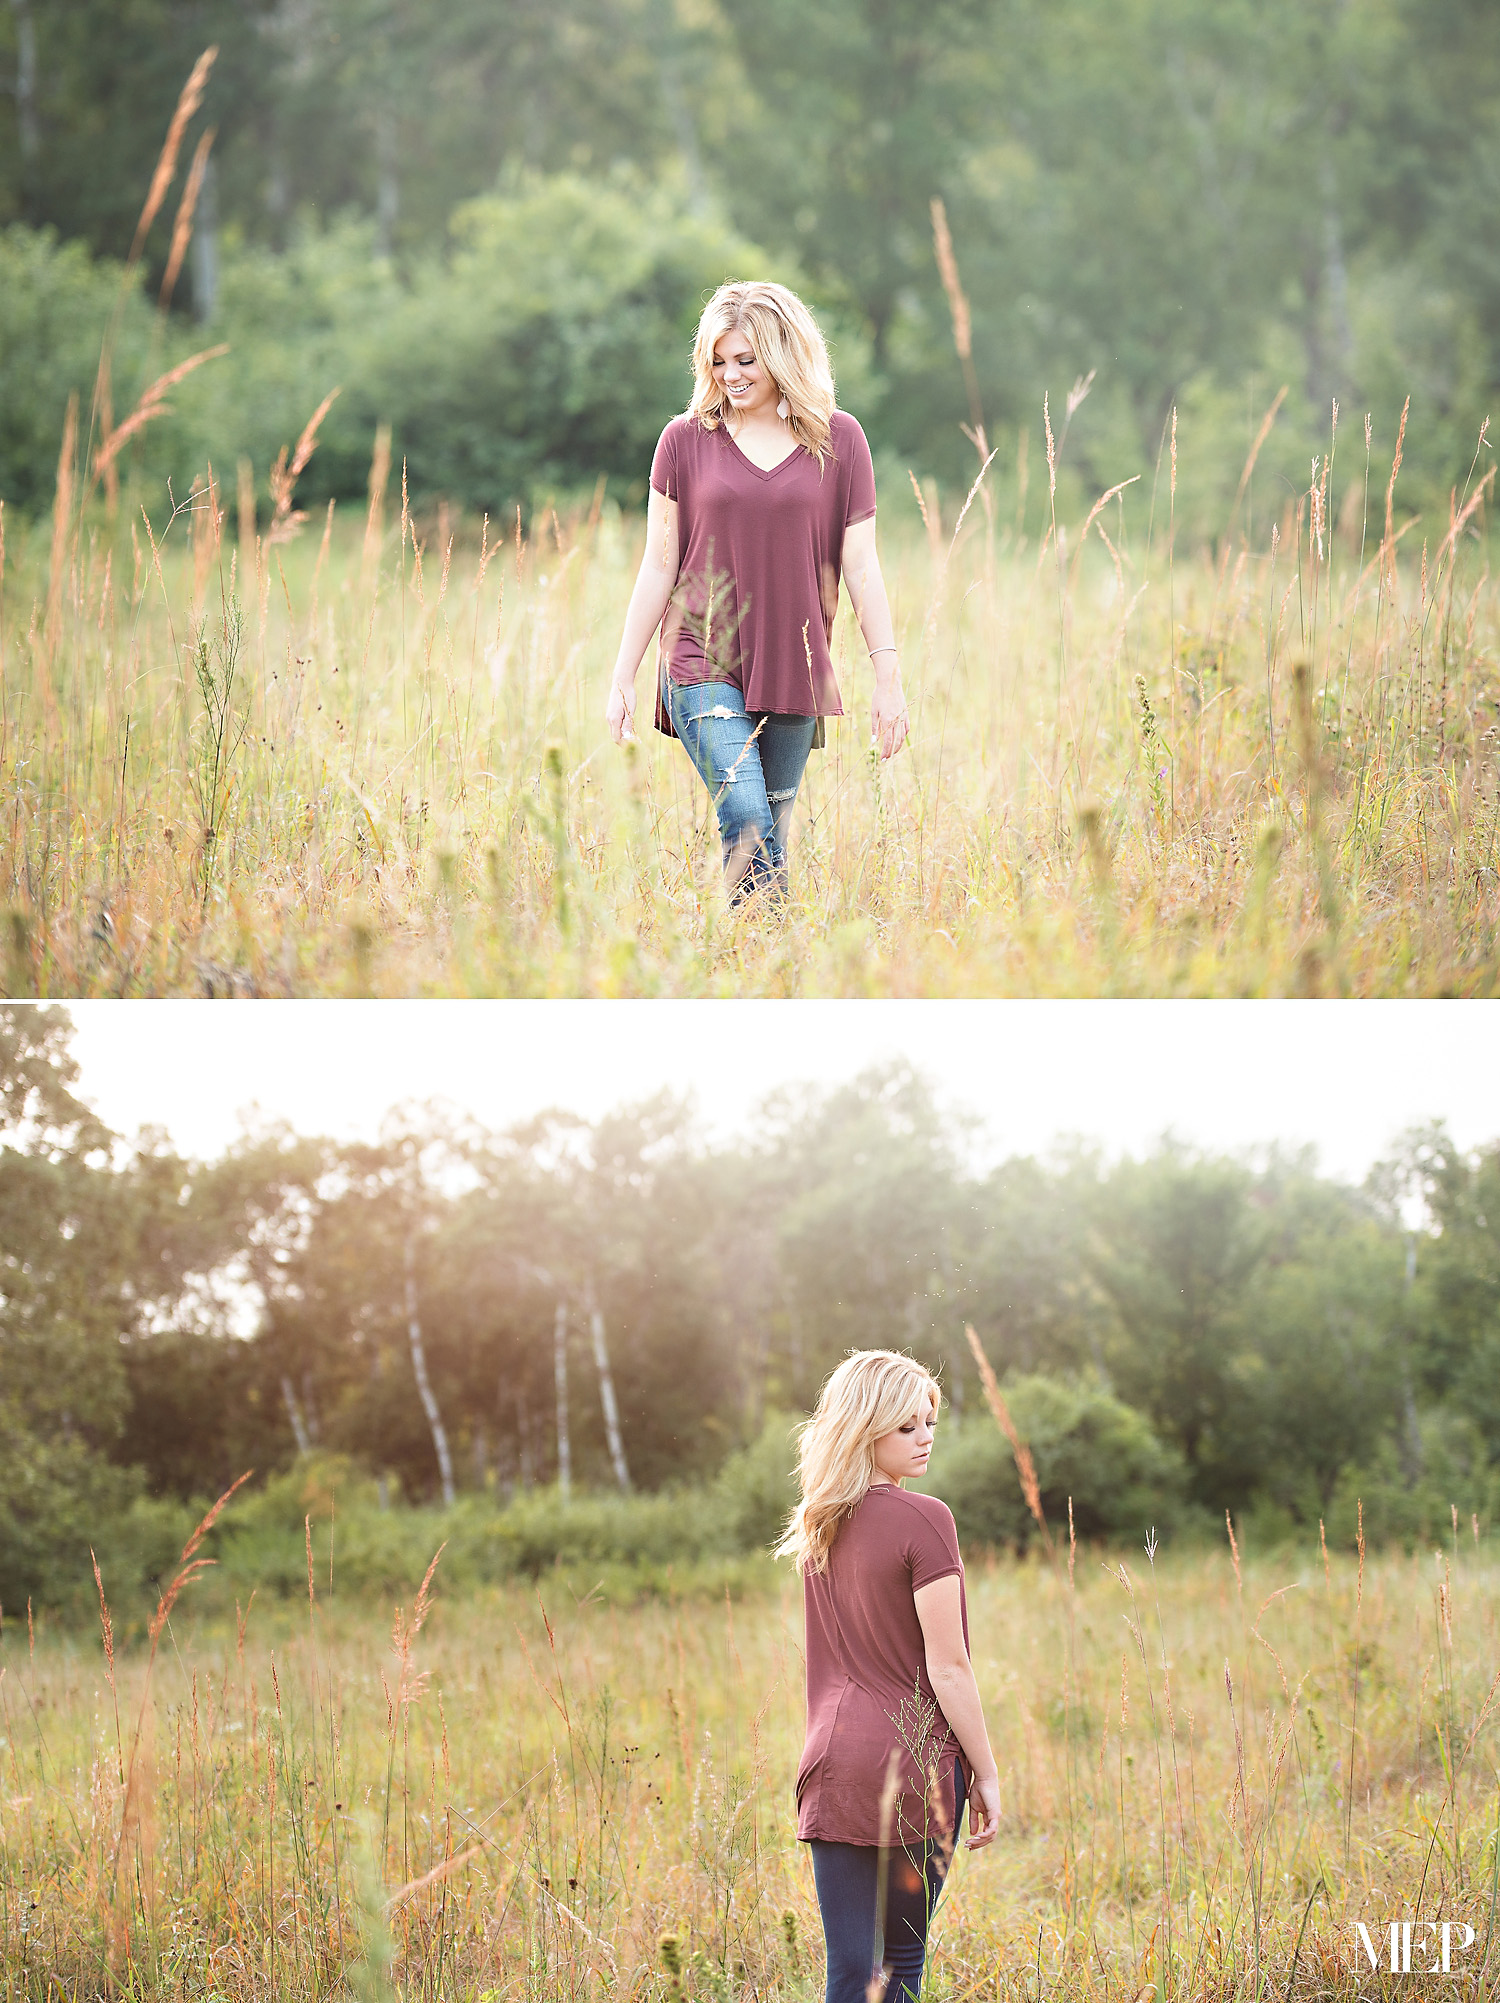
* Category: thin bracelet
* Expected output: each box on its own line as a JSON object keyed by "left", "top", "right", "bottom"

{"left": 869, "top": 646, "right": 899, "bottom": 658}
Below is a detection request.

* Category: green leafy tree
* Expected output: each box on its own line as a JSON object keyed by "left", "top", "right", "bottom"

{"left": 114, "top": 1123, "right": 328, "bottom": 1500}
{"left": 717, "top": 0, "right": 1000, "bottom": 371}
{"left": 754, "top": 1063, "right": 969, "bottom": 1409}
{"left": 963, "top": 1149, "right": 1108, "bottom": 1382}
{"left": 1084, "top": 1145, "right": 1268, "bottom": 1504}
{"left": 1407, "top": 1130, "right": 1500, "bottom": 1454}
{"left": 0, "top": 0, "right": 274, "bottom": 255}
{"left": 0, "top": 1005, "right": 139, "bottom": 1607}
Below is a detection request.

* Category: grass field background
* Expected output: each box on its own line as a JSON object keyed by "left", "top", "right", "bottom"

{"left": 3, "top": 1512, "right": 1498, "bottom": 2001}
{"left": 4, "top": 406, "right": 1498, "bottom": 998}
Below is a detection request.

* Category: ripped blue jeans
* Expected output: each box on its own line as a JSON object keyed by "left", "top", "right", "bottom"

{"left": 668, "top": 679, "right": 818, "bottom": 899}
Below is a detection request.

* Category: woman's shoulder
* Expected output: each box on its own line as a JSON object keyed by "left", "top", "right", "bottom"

{"left": 659, "top": 411, "right": 716, "bottom": 450}
{"left": 871, "top": 1484, "right": 958, "bottom": 1536}
{"left": 828, "top": 409, "right": 871, "bottom": 450}
{"left": 652, "top": 413, "right": 716, "bottom": 490}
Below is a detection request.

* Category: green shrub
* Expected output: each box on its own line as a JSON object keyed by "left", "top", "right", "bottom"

{"left": 1322, "top": 1407, "right": 1500, "bottom": 1554}
{"left": 0, "top": 1418, "right": 147, "bottom": 1615}
{"left": 0, "top": 226, "right": 155, "bottom": 515}
{"left": 197, "top": 1453, "right": 734, "bottom": 1601}
{"left": 918, "top": 1375, "right": 1188, "bottom": 1554}
{"left": 158, "top": 173, "right": 797, "bottom": 517}
{"left": 173, "top": 1419, "right": 802, "bottom": 1608}
{"left": 161, "top": 217, "right": 403, "bottom": 509}
{"left": 349, "top": 172, "right": 777, "bottom": 510}
{"left": 0, "top": 178, "right": 813, "bottom": 526}
{"left": 709, "top": 1410, "right": 802, "bottom": 1555}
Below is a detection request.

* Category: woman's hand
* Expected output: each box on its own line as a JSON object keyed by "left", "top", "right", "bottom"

{"left": 871, "top": 658, "right": 909, "bottom": 760}
{"left": 607, "top": 487, "right": 678, "bottom": 748}
{"left": 964, "top": 1769, "right": 1002, "bottom": 1850}
{"left": 605, "top": 670, "right": 637, "bottom": 745}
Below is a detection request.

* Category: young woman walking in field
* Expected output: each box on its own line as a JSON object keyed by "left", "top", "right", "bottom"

{"left": 777, "top": 1350, "right": 1002, "bottom": 2003}
{"left": 604, "top": 281, "right": 909, "bottom": 900}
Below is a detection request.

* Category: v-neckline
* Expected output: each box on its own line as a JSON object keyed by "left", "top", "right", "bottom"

{"left": 724, "top": 425, "right": 803, "bottom": 480}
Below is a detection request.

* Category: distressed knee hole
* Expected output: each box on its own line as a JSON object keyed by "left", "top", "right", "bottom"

{"left": 708, "top": 705, "right": 738, "bottom": 720}
{"left": 766, "top": 786, "right": 797, "bottom": 802}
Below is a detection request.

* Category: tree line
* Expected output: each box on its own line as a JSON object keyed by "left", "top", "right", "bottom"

{"left": 0, "top": 0, "right": 1496, "bottom": 519}
{"left": 4, "top": 1004, "right": 1499, "bottom": 1606}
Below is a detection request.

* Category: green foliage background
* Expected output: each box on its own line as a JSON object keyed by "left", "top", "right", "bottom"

{"left": 5, "top": 1006, "right": 1500, "bottom": 1617}
{"left": 0, "top": 0, "right": 1496, "bottom": 524}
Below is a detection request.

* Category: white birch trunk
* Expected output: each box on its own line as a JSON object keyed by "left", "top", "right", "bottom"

{"left": 553, "top": 1298, "right": 571, "bottom": 1499}
{"left": 516, "top": 1387, "right": 533, "bottom": 1489}
{"left": 585, "top": 1279, "right": 630, "bottom": 1492}
{"left": 405, "top": 1231, "right": 455, "bottom": 1507}
{"left": 192, "top": 154, "right": 219, "bottom": 322}
{"left": 374, "top": 98, "right": 399, "bottom": 253}
{"left": 10, "top": 0, "right": 37, "bottom": 172}
{"left": 281, "top": 1374, "right": 312, "bottom": 1455}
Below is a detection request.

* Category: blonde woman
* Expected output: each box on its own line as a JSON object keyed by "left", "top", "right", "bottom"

{"left": 604, "top": 281, "right": 909, "bottom": 900}
{"left": 777, "top": 1350, "right": 1002, "bottom": 2003}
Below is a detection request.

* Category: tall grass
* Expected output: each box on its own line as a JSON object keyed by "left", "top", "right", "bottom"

{"left": 4, "top": 1521, "right": 1498, "bottom": 1999}
{"left": 2, "top": 394, "right": 1498, "bottom": 996}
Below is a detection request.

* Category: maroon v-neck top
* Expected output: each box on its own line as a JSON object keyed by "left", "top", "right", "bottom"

{"left": 795, "top": 1484, "right": 972, "bottom": 1848}
{"left": 649, "top": 410, "right": 877, "bottom": 732}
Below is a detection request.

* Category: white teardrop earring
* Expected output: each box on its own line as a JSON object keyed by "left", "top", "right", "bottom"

{"left": 776, "top": 395, "right": 790, "bottom": 421}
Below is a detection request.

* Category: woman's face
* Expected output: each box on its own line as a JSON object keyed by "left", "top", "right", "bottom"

{"left": 871, "top": 1398, "right": 937, "bottom": 1486}
{"left": 710, "top": 326, "right": 779, "bottom": 421}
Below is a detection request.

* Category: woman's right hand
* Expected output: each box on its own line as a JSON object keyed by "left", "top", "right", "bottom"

{"left": 605, "top": 672, "right": 637, "bottom": 745}
{"left": 964, "top": 1769, "right": 1002, "bottom": 1849}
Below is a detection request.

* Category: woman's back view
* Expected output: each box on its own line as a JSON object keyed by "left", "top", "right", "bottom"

{"left": 797, "top": 1481, "right": 970, "bottom": 1849}
{"left": 778, "top": 1350, "right": 1001, "bottom": 2003}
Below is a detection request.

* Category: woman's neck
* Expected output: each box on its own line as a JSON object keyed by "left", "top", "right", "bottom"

{"left": 728, "top": 404, "right": 785, "bottom": 438}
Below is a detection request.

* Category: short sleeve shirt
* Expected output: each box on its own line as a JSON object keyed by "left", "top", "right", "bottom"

{"left": 795, "top": 1484, "right": 972, "bottom": 1847}
{"left": 649, "top": 410, "right": 877, "bottom": 726}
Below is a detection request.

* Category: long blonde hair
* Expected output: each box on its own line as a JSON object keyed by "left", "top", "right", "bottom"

{"left": 689, "top": 281, "right": 837, "bottom": 463}
{"left": 775, "top": 1350, "right": 943, "bottom": 1575}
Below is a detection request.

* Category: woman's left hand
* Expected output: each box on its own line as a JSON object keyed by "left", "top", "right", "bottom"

{"left": 871, "top": 662, "right": 909, "bottom": 760}
{"left": 605, "top": 671, "right": 638, "bottom": 745}
{"left": 965, "top": 1769, "right": 1002, "bottom": 1849}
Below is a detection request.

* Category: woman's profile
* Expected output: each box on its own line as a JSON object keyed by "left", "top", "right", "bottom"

{"left": 605, "top": 280, "right": 909, "bottom": 901}
{"left": 776, "top": 1349, "right": 1002, "bottom": 2002}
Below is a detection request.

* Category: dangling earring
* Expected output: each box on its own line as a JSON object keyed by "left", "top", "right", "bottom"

{"left": 776, "top": 395, "right": 789, "bottom": 421}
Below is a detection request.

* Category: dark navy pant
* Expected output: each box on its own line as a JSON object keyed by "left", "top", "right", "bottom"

{"left": 808, "top": 1769, "right": 967, "bottom": 2003}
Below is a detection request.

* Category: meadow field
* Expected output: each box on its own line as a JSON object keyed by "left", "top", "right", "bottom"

{"left": 3, "top": 1512, "right": 1498, "bottom": 2002}
{"left": 4, "top": 402, "right": 1499, "bottom": 999}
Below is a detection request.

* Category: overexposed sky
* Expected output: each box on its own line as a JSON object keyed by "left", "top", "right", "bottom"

{"left": 60, "top": 999, "right": 1500, "bottom": 1181}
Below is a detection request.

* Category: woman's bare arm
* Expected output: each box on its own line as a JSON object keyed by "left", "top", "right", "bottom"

{"left": 913, "top": 1573, "right": 1001, "bottom": 1848}
{"left": 606, "top": 486, "right": 679, "bottom": 743}
{"left": 840, "top": 514, "right": 909, "bottom": 761}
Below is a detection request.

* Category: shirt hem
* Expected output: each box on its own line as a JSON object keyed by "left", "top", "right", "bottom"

{"left": 795, "top": 1749, "right": 967, "bottom": 1847}
{"left": 666, "top": 663, "right": 844, "bottom": 720}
